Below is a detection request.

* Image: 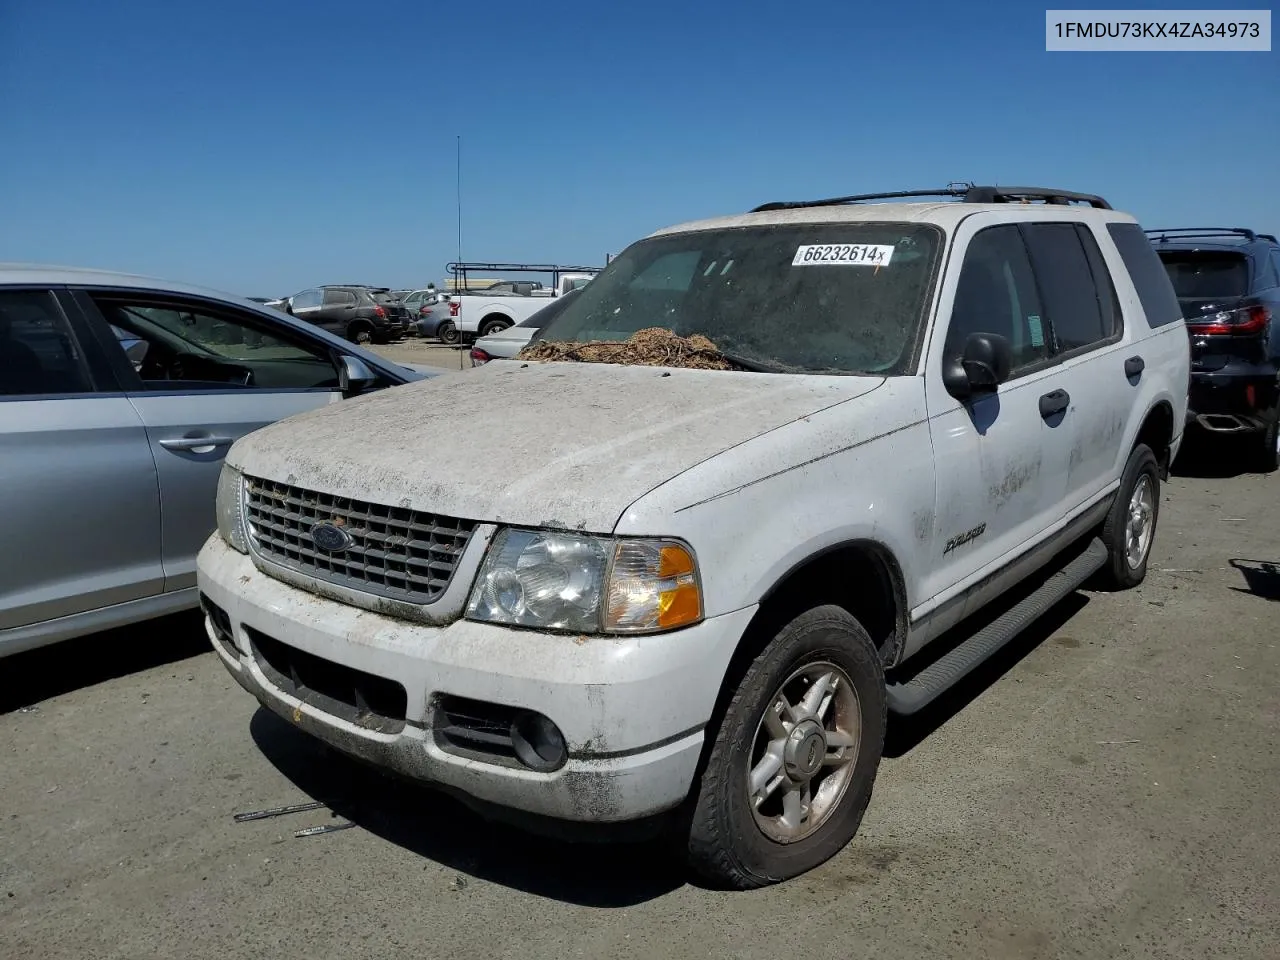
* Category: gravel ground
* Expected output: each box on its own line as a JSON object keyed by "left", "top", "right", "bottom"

{"left": 372, "top": 338, "right": 474, "bottom": 371}
{"left": 1, "top": 437, "right": 1277, "bottom": 960}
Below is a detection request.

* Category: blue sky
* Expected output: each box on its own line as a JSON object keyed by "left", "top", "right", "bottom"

{"left": 0, "top": 0, "right": 1275, "bottom": 296}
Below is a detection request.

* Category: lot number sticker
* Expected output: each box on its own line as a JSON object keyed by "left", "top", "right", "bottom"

{"left": 792, "top": 244, "right": 894, "bottom": 266}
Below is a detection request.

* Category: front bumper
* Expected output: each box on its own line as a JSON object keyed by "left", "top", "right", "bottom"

{"left": 196, "top": 535, "right": 753, "bottom": 826}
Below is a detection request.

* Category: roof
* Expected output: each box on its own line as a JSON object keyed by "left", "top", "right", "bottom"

{"left": 649, "top": 200, "right": 1138, "bottom": 238}
{"left": 0, "top": 261, "right": 430, "bottom": 382}
{"left": 0, "top": 261, "right": 267, "bottom": 305}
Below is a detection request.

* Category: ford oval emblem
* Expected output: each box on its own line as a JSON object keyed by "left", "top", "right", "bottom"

{"left": 310, "top": 521, "right": 353, "bottom": 554}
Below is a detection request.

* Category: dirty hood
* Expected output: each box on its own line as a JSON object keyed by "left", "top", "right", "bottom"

{"left": 229, "top": 361, "right": 883, "bottom": 531}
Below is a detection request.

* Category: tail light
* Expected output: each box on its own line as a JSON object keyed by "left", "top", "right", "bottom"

{"left": 373, "top": 304, "right": 386, "bottom": 318}
{"left": 471, "top": 348, "right": 490, "bottom": 365}
{"left": 449, "top": 300, "right": 460, "bottom": 318}
{"left": 1186, "top": 305, "right": 1270, "bottom": 336}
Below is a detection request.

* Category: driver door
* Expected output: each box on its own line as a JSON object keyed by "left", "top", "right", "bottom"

{"left": 72, "top": 291, "right": 354, "bottom": 593}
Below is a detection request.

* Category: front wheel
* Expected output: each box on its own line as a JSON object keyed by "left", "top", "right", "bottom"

{"left": 685, "top": 605, "right": 886, "bottom": 889}
{"left": 437, "top": 320, "right": 459, "bottom": 345}
{"left": 1098, "top": 443, "right": 1160, "bottom": 590}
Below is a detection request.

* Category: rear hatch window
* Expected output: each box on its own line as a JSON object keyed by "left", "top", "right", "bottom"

{"left": 1159, "top": 250, "right": 1249, "bottom": 306}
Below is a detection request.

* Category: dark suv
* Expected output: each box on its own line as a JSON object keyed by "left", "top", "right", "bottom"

{"left": 285, "top": 285, "right": 411, "bottom": 344}
{"left": 1148, "top": 228, "right": 1280, "bottom": 470}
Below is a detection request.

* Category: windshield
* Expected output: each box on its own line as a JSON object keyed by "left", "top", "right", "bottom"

{"left": 1158, "top": 250, "right": 1250, "bottom": 301}
{"left": 533, "top": 222, "right": 942, "bottom": 374}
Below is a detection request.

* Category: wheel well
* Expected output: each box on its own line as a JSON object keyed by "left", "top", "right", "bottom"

{"left": 347, "top": 319, "right": 373, "bottom": 334}
{"left": 479, "top": 314, "right": 512, "bottom": 332}
{"left": 1135, "top": 401, "right": 1174, "bottom": 477}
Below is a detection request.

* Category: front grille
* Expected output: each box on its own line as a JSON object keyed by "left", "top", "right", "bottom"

{"left": 244, "top": 475, "right": 476, "bottom": 605}
{"left": 247, "top": 627, "right": 407, "bottom": 733}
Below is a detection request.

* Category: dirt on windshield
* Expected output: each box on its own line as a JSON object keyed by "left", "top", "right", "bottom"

{"left": 516, "top": 327, "right": 744, "bottom": 370}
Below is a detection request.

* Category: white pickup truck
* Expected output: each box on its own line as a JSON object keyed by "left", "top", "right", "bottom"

{"left": 449, "top": 270, "right": 597, "bottom": 339}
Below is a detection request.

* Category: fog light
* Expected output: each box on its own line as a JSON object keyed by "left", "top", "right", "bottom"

{"left": 510, "top": 711, "right": 567, "bottom": 772}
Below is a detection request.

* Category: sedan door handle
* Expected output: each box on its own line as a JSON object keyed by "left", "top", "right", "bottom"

{"left": 158, "top": 435, "right": 235, "bottom": 451}
{"left": 1125, "top": 356, "right": 1145, "bottom": 378}
{"left": 1039, "top": 389, "right": 1070, "bottom": 419}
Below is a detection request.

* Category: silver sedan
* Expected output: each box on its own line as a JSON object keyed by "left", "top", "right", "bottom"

{"left": 0, "top": 264, "right": 432, "bottom": 657}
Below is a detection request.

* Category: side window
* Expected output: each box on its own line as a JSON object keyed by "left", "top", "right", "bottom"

{"left": 1257, "top": 249, "right": 1280, "bottom": 290}
{"left": 945, "top": 225, "right": 1050, "bottom": 375}
{"left": 1075, "top": 224, "right": 1123, "bottom": 338}
{"left": 0, "top": 290, "right": 96, "bottom": 397}
{"left": 292, "top": 289, "right": 322, "bottom": 310}
{"left": 1106, "top": 223, "right": 1183, "bottom": 327}
{"left": 322, "top": 289, "right": 356, "bottom": 307}
{"left": 91, "top": 298, "right": 342, "bottom": 391}
{"left": 1021, "top": 223, "right": 1109, "bottom": 353}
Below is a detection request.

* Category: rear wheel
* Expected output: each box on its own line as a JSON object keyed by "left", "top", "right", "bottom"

{"left": 437, "top": 320, "right": 459, "bottom": 345}
{"left": 479, "top": 318, "right": 511, "bottom": 338}
{"left": 347, "top": 321, "right": 373, "bottom": 345}
{"left": 685, "top": 605, "right": 886, "bottom": 889}
{"left": 1252, "top": 413, "right": 1280, "bottom": 473}
{"left": 1098, "top": 443, "right": 1160, "bottom": 590}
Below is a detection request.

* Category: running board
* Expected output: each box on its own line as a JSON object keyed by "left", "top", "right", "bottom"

{"left": 886, "top": 537, "right": 1108, "bottom": 716}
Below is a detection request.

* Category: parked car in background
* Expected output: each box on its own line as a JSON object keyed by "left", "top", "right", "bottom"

{"left": 449, "top": 266, "right": 599, "bottom": 341}
{"left": 415, "top": 297, "right": 460, "bottom": 344}
{"left": 1148, "top": 227, "right": 1280, "bottom": 470}
{"left": 0, "top": 263, "right": 430, "bottom": 659}
{"left": 285, "top": 285, "right": 411, "bottom": 344}
{"left": 399, "top": 287, "right": 442, "bottom": 323}
{"left": 198, "top": 185, "right": 1188, "bottom": 888}
{"left": 469, "top": 287, "right": 583, "bottom": 365}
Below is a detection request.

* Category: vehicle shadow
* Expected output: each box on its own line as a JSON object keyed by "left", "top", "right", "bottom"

{"left": 883, "top": 590, "right": 1089, "bottom": 759}
{"left": 0, "top": 611, "right": 210, "bottom": 714}
{"left": 1171, "top": 432, "right": 1261, "bottom": 479}
{"left": 248, "top": 709, "right": 686, "bottom": 907}
{"left": 1228, "top": 559, "right": 1280, "bottom": 601}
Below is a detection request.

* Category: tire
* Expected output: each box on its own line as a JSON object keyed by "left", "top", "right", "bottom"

{"left": 1252, "top": 414, "right": 1280, "bottom": 474}
{"left": 686, "top": 605, "right": 886, "bottom": 889}
{"left": 1097, "top": 443, "right": 1160, "bottom": 590}
{"left": 479, "top": 318, "right": 511, "bottom": 338}
{"left": 437, "top": 320, "right": 459, "bottom": 345}
{"left": 347, "top": 322, "right": 373, "bottom": 345}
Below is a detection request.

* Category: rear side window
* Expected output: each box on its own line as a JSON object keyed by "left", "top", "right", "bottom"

{"left": 0, "top": 290, "right": 96, "bottom": 397}
{"left": 1257, "top": 249, "right": 1280, "bottom": 289}
{"left": 323, "top": 289, "right": 357, "bottom": 306}
{"left": 1107, "top": 224, "right": 1183, "bottom": 327}
{"left": 1021, "top": 223, "right": 1112, "bottom": 353}
{"left": 1157, "top": 250, "right": 1250, "bottom": 300}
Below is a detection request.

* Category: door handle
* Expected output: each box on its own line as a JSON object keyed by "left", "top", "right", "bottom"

{"left": 1124, "top": 356, "right": 1145, "bottom": 378}
{"left": 158, "top": 435, "right": 235, "bottom": 451}
{"left": 1039, "top": 389, "right": 1070, "bottom": 419}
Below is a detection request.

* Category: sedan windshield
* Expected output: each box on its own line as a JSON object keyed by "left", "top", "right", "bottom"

{"left": 535, "top": 222, "right": 942, "bottom": 374}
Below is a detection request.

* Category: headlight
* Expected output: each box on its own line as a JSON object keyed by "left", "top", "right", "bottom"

{"left": 466, "top": 529, "right": 702, "bottom": 635}
{"left": 215, "top": 463, "right": 248, "bottom": 553}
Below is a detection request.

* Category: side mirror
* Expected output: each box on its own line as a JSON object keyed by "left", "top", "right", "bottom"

{"left": 943, "top": 332, "right": 1013, "bottom": 401}
{"left": 338, "top": 355, "right": 378, "bottom": 395}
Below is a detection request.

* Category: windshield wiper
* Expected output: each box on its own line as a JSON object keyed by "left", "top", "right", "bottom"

{"left": 715, "top": 351, "right": 787, "bottom": 373}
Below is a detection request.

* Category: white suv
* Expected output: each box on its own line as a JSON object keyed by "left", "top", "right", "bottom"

{"left": 198, "top": 185, "right": 1190, "bottom": 888}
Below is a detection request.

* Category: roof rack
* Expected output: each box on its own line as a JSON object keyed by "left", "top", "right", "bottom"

{"left": 751, "top": 184, "right": 1112, "bottom": 213}
{"left": 1143, "top": 227, "right": 1266, "bottom": 244}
